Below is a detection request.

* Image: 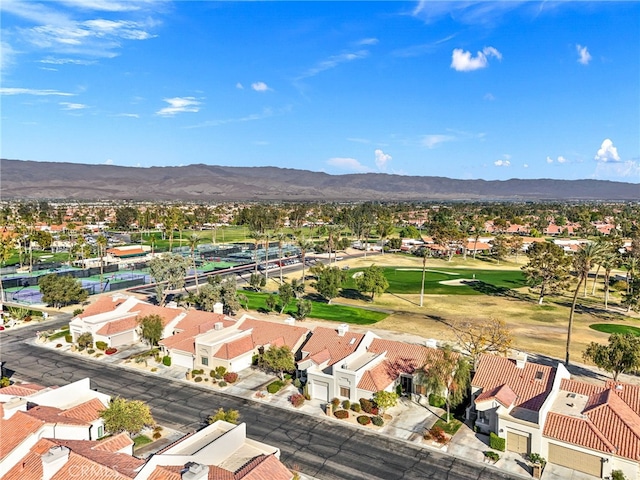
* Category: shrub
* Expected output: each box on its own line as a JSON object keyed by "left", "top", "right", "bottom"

{"left": 152, "top": 431, "right": 162, "bottom": 440}
{"left": 429, "top": 426, "right": 447, "bottom": 444}
{"left": 484, "top": 451, "right": 500, "bottom": 462}
{"left": 372, "top": 416, "right": 384, "bottom": 427}
{"left": 214, "top": 366, "right": 227, "bottom": 377}
{"left": 56, "top": 344, "right": 63, "bottom": 348}
{"left": 611, "top": 470, "right": 628, "bottom": 480}
{"left": 334, "top": 409, "right": 349, "bottom": 419}
{"left": 489, "top": 432, "right": 505, "bottom": 452}
{"left": 612, "top": 280, "right": 628, "bottom": 292}
{"left": 223, "top": 372, "right": 238, "bottom": 383}
{"left": 0, "top": 377, "right": 11, "bottom": 387}
{"left": 77, "top": 332, "right": 93, "bottom": 349}
{"left": 218, "top": 381, "right": 227, "bottom": 387}
{"left": 194, "top": 376, "right": 203, "bottom": 382}
{"left": 290, "top": 393, "right": 305, "bottom": 407}
{"left": 65, "top": 334, "right": 73, "bottom": 343}
{"left": 428, "top": 394, "right": 446, "bottom": 408}
{"left": 210, "top": 370, "right": 217, "bottom": 377}
{"left": 192, "top": 369, "right": 204, "bottom": 375}
{"left": 331, "top": 397, "right": 341, "bottom": 408}
{"left": 73, "top": 308, "right": 84, "bottom": 316}
{"left": 162, "top": 355, "right": 171, "bottom": 366}
{"left": 527, "top": 453, "right": 546, "bottom": 467}
{"left": 105, "top": 347, "right": 117, "bottom": 355}
{"left": 87, "top": 349, "right": 95, "bottom": 354}
{"left": 77, "top": 345, "right": 85, "bottom": 352}
{"left": 95, "top": 341, "right": 108, "bottom": 351}
{"left": 357, "top": 415, "right": 371, "bottom": 425}
{"left": 267, "top": 380, "right": 284, "bottom": 394}
{"left": 293, "top": 378, "right": 302, "bottom": 389}
{"left": 151, "top": 367, "right": 158, "bottom": 372}
{"left": 342, "top": 399, "right": 351, "bottom": 410}
{"left": 350, "top": 403, "right": 361, "bottom": 413}
{"left": 370, "top": 406, "right": 379, "bottom": 416}
{"left": 359, "top": 398, "right": 374, "bottom": 414}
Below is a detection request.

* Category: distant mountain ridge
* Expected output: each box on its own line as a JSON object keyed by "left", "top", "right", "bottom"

{"left": 2, "top": 159, "right": 638, "bottom": 201}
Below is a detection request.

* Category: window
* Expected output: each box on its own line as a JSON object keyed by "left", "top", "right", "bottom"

{"left": 97, "top": 426, "right": 104, "bottom": 438}
{"left": 339, "top": 386, "right": 350, "bottom": 398}
{"left": 477, "top": 411, "right": 488, "bottom": 424}
{"left": 201, "top": 356, "right": 209, "bottom": 366}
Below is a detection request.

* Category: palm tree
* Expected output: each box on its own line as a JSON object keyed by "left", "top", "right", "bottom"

{"left": 275, "top": 231, "right": 287, "bottom": 283}
{"left": 97, "top": 234, "right": 107, "bottom": 293}
{"left": 295, "top": 231, "right": 314, "bottom": 286}
{"left": 188, "top": 234, "right": 200, "bottom": 293}
{"left": 263, "top": 231, "right": 271, "bottom": 282}
{"left": 590, "top": 238, "right": 608, "bottom": 296}
{"left": 326, "top": 225, "right": 342, "bottom": 265}
{"left": 249, "top": 231, "right": 262, "bottom": 274}
{"left": 420, "top": 248, "right": 429, "bottom": 307}
{"left": 600, "top": 250, "right": 619, "bottom": 310}
{"left": 624, "top": 256, "right": 638, "bottom": 312}
{"left": 566, "top": 242, "right": 604, "bottom": 364}
{"left": 0, "top": 237, "right": 15, "bottom": 303}
{"left": 376, "top": 220, "right": 393, "bottom": 256}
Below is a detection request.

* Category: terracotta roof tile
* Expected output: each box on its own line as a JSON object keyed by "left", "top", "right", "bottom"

{"left": 175, "top": 310, "right": 233, "bottom": 331}
{"left": 132, "top": 304, "right": 181, "bottom": 327}
{"left": 59, "top": 397, "right": 106, "bottom": 423}
{"left": 0, "top": 383, "right": 47, "bottom": 397}
{"left": 543, "top": 413, "right": 615, "bottom": 454}
{"left": 96, "top": 316, "right": 138, "bottom": 336}
{"left": 300, "top": 327, "right": 364, "bottom": 367}
{"left": 238, "top": 454, "right": 293, "bottom": 480}
{"left": 214, "top": 335, "right": 255, "bottom": 360}
{"left": 24, "top": 405, "right": 90, "bottom": 426}
{"left": 78, "top": 296, "right": 128, "bottom": 319}
{"left": 472, "top": 354, "right": 555, "bottom": 412}
{"left": 605, "top": 380, "right": 640, "bottom": 413}
{"left": 92, "top": 433, "right": 133, "bottom": 452}
{"left": 238, "top": 318, "right": 308, "bottom": 351}
{"left": 475, "top": 384, "right": 518, "bottom": 408}
{"left": 0, "top": 411, "right": 45, "bottom": 460}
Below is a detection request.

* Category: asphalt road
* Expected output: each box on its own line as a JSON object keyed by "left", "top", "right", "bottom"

{"left": 0, "top": 317, "right": 523, "bottom": 480}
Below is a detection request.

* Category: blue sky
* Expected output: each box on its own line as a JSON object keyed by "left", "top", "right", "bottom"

{"left": 1, "top": 1, "right": 639, "bottom": 182}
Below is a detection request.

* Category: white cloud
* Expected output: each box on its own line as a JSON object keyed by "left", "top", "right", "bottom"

{"left": 60, "top": 101, "right": 87, "bottom": 110}
{"left": 0, "top": 87, "right": 74, "bottom": 96}
{"left": 593, "top": 160, "right": 640, "bottom": 180}
{"left": 115, "top": 113, "right": 139, "bottom": 118}
{"left": 484, "top": 92, "right": 495, "bottom": 101}
{"left": 56, "top": 0, "right": 145, "bottom": 12}
{"left": 576, "top": 44, "right": 591, "bottom": 65}
{"left": 185, "top": 107, "right": 278, "bottom": 129}
{"left": 523, "top": 164, "right": 529, "bottom": 168}
{"left": 557, "top": 155, "right": 567, "bottom": 164}
{"left": 546, "top": 156, "right": 554, "bottom": 164}
{"left": 594, "top": 138, "right": 620, "bottom": 162}
{"left": 251, "top": 82, "right": 270, "bottom": 92}
{"left": 422, "top": 134, "right": 454, "bottom": 148}
{"left": 297, "top": 50, "right": 369, "bottom": 80}
{"left": 104, "top": 158, "right": 113, "bottom": 165}
{"left": 358, "top": 38, "right": 378, "bottom": 46}
{"left": 374, "top": 149, "right": 392, "bottom": 170}
{"left": 40, "top": 57, "right": 96, "bottom": 65}
{"left": 451, "top": 46, "right": 502, "bottom": 72}
{"left": 494, "top": 155, "right": 511, "bottom": 167}
{"left": 236, "top": 82, "right": 244, "bottom": 89}
{"left": 156, "top": 97, "right": 201, "bottom": 116}
{"left": 326, "top": 157, "right": 372, "bottom": 173}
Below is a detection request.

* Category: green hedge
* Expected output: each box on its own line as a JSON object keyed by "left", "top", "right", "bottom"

{"left": 490, "top": 432, "right": 505, "bottom": 452}
{"left": 428, "top": 394, "right": 446, "bottom": 408}
{"left": 267, "top": 380, "right": 284, "bottom": 394}
{"left": 162, "top": 355, "right": 171, "bottom": 366}
{"left": 96, "top": 341, "right": 108, "bottom": 351}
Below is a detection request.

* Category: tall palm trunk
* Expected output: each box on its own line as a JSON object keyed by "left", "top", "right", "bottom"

{"left": 566, "top": 276, "right": 584, "bottom": 365}
{"left": 590, "top": 264, "right": 601, "bottom": 296}
{"left": 420, "top": 254, "right": 427, "bottom": 307}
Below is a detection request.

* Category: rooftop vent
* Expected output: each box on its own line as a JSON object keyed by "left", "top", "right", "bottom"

{"left": 42, "top": 446, "right": 70, "bottom": 480}
{"left": 349, "top": 338, "right": 356, "bottom": 345}
{"left": 337, "top": 324, "right": 349, "bottom": 337}
{"left": 214, "top": 322, "right": 223, "bottom": 331}
{"left": 182, "top": 462, "right": 209, "bottom": 480}
{"left": 534, "top": 371, "right": 544, "bottom": 381}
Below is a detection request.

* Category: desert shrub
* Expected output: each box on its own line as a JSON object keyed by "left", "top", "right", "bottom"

{"left": 95, "top": 341, "right": 108, "bottom": 351}
{"left": 65, "top": 334, "right": 73, "bottom": 343}
{"left": 527, "top": 453, "right": 546, "bottom": 467}
{"left": 214, "top": 366, "right": 227, "bottom": 377}
{"left": 489, "top": 432, "right": 505, "bottom": 451}
{"left": 194, "top": 376, "right": 203, "bottom": 382}
{"left": 342, "top": 399, "right": 351, "bottom": 410}
{"left": 152, "top": 431, "right": 162, "bottom": 440}
{"left": 290, "top": 393, "right": 305, "bottom": 407}
{"left": 611, "top": 280, "right": 628, "bottom": 292}
{"left": 0, "top": 377, "right": 11, "bottom": 387}
{"left": 192, "top": 369, "right": 204, "bottom": 375}
{"left": 223, "top": 372, "right": 238, "bottom": 383}
{"left": 350, "top": 403, "right": 361, "bottom": 413}
{"left": 77, "top": 345, "right": 85, "bottom": 352}
{"left": 484, "top": 451, "right": 500, "bottom": 462}
{"left": 218, "top": 381, "right": 227, "bottom": 387}
{"left": 611, "top": 470, "right": 628, "bottom": 480}
{"left": 372, "top": 416, "right": 384, "bottom": 427}
{"left": 162, "top": 355, "right": 171, "bottom": 366}
{"left": 359, "top": 398, "right": 374, "bottom": 414}
{"left": 428, "top": 394, "right": 446, "bottom": 408}
{"left": 73, "top": 308, "right": 84, "bottom": 316}
{"left": 87, "top": 349, "right": 95, "bottom": 354}
{"left": 429, "top": 426, "right": 447, "bottom": 444}
{"left": 151, "top": 367, "right": 158, "bottom": 372}
{"left": 334, "top": 409, "right": 349, "bottom": 419}
{"left": 56, "top": 344, "right": 63, "bottom": 348}
{"left": 293, "top": 378, "right": 302, "bottom": 389}
{"left": 77, "top": 332, "right": 93, "bottom": 349}
{"left": 357, "top": 415, "right": 371, "bottom": 425}
{"left": 267, "top": 380, "right": 284, "bottom": 394}
{"left": 331, "top": 397, "right": 340, "bottom": 408}
{"left": 370, "top": 406, "right": 379, "bottom": 415}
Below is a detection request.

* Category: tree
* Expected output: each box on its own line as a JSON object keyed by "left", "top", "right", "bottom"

{"left": 138, "top": 314, "right": 164, "bottom": 346}
{"left": 38, "top": 274, "right": 88, "bottom": 308}
{"left": 417, "top": 346, "right": 470, "bottom": 422}
{"left": 372, "top": 390, "right": 398, "bottom": 414}
{"left": 77, "top": 332, "right": 93, "bottom": 349}
{"left": 195, "top": 282, "right": 222, "bottom": 311}
{"left": 419, "top": 248, "right": 428, "bottom": 307}
{"left": 508, "top": 236, "right": 524, "bottom": 263}
{"left": 100, "top": 397, "right": 154, "bottom": 436}
{"left": 566, "top": 242, "right": 604, "bottom": 365}
{"left": 355, "top": 264, "right": 389, "bottom": 300}
{"left": 448, "top": 318, "right": 512, "bottom": 369}
{"left": 521, "top": 242, "right": 571, "bottom": 304}
{"left": 262, "top": 345, "right": 295, "bottom": 380}
{"left": 314, "top": 266, "right": 346, "bottom": 303}
{"left": 114, "top": 206, "right": 139, "bottom": 230}
{"left": 149, "top": 253, "right": 190, "bottom": 305}
{"left": 208, "top": 407, "right": 240, "bottom": 425}
{"left": 293, "top": 298, "right": 312, "bottom": 320}
{"left": 265, "top": 293, "right": 278, "bottom": 313}
{"left": 249, "top": 272, "right": 265, "bottom": 291}
{"left": 0, "top": 237, "right": 15, "bottom": 303}
{"left": 583, "top": 334, "right": 640, "bottom": 380}
{"left": 399, "top": 225, "right": 420, "bottom": 239}
{"left": 295, "top": 232, "right": 314, "bottom": 284}
{"left": 491, "top": 235, "right": 509, "bottom": 265}
{"left": 188, "top": 234, "right": 201, "bottom": 293}
{"left": 623, "top": 275, "right": 640, "bottom": 313}
{"left": 278, "top": 282, "right": 294, "bottom": 314}
{"left": 96, "top": 234, "right": 108, "bottom": 293}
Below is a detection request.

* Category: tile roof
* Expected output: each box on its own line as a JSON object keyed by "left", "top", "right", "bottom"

{"left": 78, "top": 296, "right": 128, "bottom": 319}
{"left": 475, "top": 384, "right": 518, "bottom": 409}
{"left": 300, "top": 327, "right": 364, "bottom": 367}
{"left": 214, "top": 335, "right": 256, "bottom": 360}
{"left": 605, "top": 380, "right": 640, "bottom": 413}
{"left": 238, "top": 318, "right": 308, "bottom": 351}
{"left": 24, "top": 405, "right": 91, "bottom": 426}
{"left": 175, "top": 310, "right": 233, "bottom": 331}
{"left": 92, "top": 433, "right": 133, "bottom": 452}
{"left": 471, "top": 354, "right": 556, "bottom": 412}
{"left": 96, "top": 316, "right": 138, "bottom": 336}
{"left": 0, "top": 410, "right": 44, "bottom": 460}
{"left": 132, "top": 304, "right": 181, "bottom": 327}
{"left": 160, "top": 317, "right": 235, "bottom": 354}
{"left": 54, "top": 438, "right": 144, "bottom": 477}
{"left": 357, "top": 339, "right": 441, "bottom": 393}
{"left": 146, "top": 455, "right": 292, "bottom": 480}
{"left": 0, "top": 383, "right": 47, "bottom": 397}
{"left": 59, "top": 398, "right": 106, "bottom": 423}
{"left": 544, "top": 414, "right": 616, "bottom": 454}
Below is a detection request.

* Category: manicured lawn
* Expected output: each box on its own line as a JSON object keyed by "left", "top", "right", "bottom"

{"left": 433, "top": 415, "right": 463, "bottom": 436}
{"left": 133, "top": 435, "right": 153, "bottom": 448}
{"left": 589, "top": 323, "right": 640, "bottom": 336}
{"left": 343, "top": 267, "right": 526, "bottom": 295}
{"left": 240, "top": 290, "right": 387, "bottom": 325}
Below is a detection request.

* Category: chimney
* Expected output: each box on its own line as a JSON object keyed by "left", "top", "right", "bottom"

{"left": 181, "top": 462, "right": 209, "bottom": 480}
{"left": 41, "top": 446, "right": 70, "bottom": 480}
{"left": 337, "top": 324, "right": 349, "bottom": 337}
{"left": 213, "top": 302, "right": 223, "bottom": 314}
{"left": 514, "top": 351, "right": 528, "bottom": 369}
{"left": 214, "top": 322, "right": 223, "bottom": 331}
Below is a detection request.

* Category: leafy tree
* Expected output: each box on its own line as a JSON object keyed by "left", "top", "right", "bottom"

{"left": 0, "top": 237, "right": 15, "bottom": 303}
{"left": 623, "top": 275, "right": 640, "bottom": 313}
{"left": 149, "top": 253, "right": 190, "bottom": 305}
{"left": 100, "top": 397, "right": 154, "bottom": 436}
{"left": 448, "top": 318, "right": 513, "bottom": 369}
{"left": 265, "top": 293, "right": 278, "bottom": 312}
{"left": 522, "top": 242, "right": 571, "bottom": 304}
{"left": 77, "top": 332, "right": 93, "bottom": 349}
{"left": 38, "top": 274, "right": 88, "bottom": 308}
{"left": 195, "top": 282, "right": 222, "bottom": 311}
{"left": 249, "top": 273, "right": 265, "bottom": 291}
{"left": 387, "top": 237, "right": 402, "bottom": 251}
{"left": 114, "top": 206, "right": 139, "bottom": 230}
{"left": 0, "top": 377, "right": 10, "bottom": 387}
{"left": 262, "top": 345, "right": 295, "bottom": 380}
{"left": 32, "top": 230, "right": 53, "bottom": 250}
{"left": 293, "top": 298, "right": 312, "bottom": 320}
{"left": 399, "top": 225, "right": 420, "bottom": 239}
{"left": 314, "top": 266, "right": 346, "bottom": 303}
{"left": 208, "top": 407, "right": 240, "bottom": 425}
{"left": 355, "top": 264, "right": 389, "bottom": 300}
{"left": 491, "top": 235, "right": 509, "bottom": 265}
{"left": 188, "top": 234, "right": 201, "bottom": 293}
{"left": 96, "top": 234, "right": 108, "bottom": 293}
{"left": 291, "top": 278, "right": 305, "bottom": 299}
{"left": 417, "top": 346, "right": 470, "bottom": 422}
{"left": 138, "top": 314, "right": 164, "bottom": 346}
{"left": 582, "top": 334, "right": 640, "bottom": 380}
{"left": 372, "top": 390, "right": 398, "bottom": 414}
{"left": 277, "top": 282, "right": 294, "bottom": 313}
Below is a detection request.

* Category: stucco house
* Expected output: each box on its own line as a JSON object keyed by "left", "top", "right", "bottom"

{"left": 468, "top": 353, "right": 640, "bottom": 479}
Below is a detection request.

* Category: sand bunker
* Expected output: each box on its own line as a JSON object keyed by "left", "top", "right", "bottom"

{"left": 438, "top": 278, "right": 479, "bottom": 286}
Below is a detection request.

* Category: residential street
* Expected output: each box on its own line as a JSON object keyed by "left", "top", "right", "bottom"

{"left": 0, "top": 317, "right": 525, "bottom": 480}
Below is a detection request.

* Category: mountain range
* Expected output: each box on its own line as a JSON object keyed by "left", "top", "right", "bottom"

{"left": 2, "top": 159, "right": 638, "bottom": 202}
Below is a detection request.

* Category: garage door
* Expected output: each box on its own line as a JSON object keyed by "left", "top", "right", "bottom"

{"left": 507, "top": 431, "right": 529, "bottom": 454}
{"left": 548, "top": 444, "right": 601, "bottom": 477}
{"left": 313, "top": 381, "right": 329, "bottom": 402}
